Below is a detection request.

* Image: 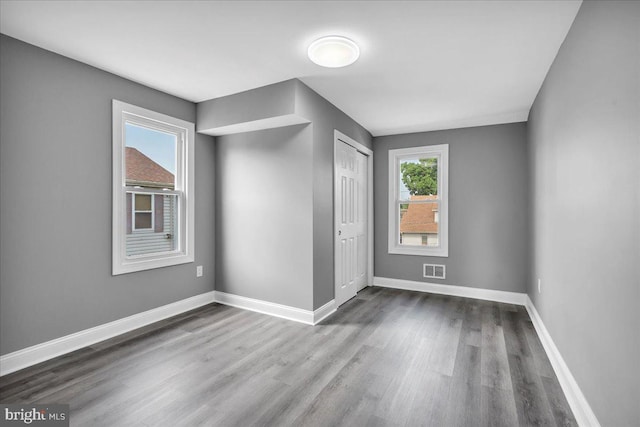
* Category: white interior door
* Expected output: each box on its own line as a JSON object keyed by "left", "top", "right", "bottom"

{"left": 335, "top": 140, "right": 368, "bottom": 307}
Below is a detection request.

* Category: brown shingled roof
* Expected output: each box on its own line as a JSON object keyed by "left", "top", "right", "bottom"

{"left": 400, "top": 195, "right": 439, "bottom": 234}
{"left": 125, "top": 147, "right": 174, "bottom": 189}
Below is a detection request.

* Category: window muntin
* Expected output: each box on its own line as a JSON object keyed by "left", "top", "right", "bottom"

{"left": 133, "top": 193, "right": 154, "bottom": 230}
{"left": 113, "top": 100, "right": 194, "bottom": 274}
{"left": 388, "top": 145, "right": 448, "bottom": 257}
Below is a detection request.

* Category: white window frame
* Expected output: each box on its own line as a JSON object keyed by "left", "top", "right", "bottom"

{"left": 388, "top": 144, "right": 449, "bottom": 257}
{"left": 131, "top": 192, "right": 155, "bottom": 231}
{"left": 113, "top": 100, "right": 195, "bottom": 275}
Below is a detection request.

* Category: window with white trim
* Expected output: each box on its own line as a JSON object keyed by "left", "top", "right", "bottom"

{"left": 113, "top": 100, "right": 194, "bottom": 274}
{"left": 388, "top": 144, "right": 448, "bottom": 257}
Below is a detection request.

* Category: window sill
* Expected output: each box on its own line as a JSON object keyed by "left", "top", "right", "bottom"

{"left": 388, "top": 247, "right": 448, "bottom": 257}
{"left": 113, "top": 253, "right": 194, "bottom": 275}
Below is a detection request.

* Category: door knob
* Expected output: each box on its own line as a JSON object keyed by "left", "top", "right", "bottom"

{"left": 338, "top": 230, "right": 342, "bottom": 235}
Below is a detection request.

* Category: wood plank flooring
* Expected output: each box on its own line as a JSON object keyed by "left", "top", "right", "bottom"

{"left": 0, "top": 287, "right": 577, "bottom": 426}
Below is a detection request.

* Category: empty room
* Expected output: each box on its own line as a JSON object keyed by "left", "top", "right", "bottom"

{"left": 0, "top": 1, "right": 638, "bottom": 426}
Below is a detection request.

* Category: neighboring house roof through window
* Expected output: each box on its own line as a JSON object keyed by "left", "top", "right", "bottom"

{"left": 125, "top": 147, "right": 174, "bottom": 189}
{"left": 400, "top": 195, "right": 439, "bottom": 234}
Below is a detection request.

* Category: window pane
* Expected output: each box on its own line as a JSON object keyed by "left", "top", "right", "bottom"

{"left": 135, "top": 194, "right": 152, "bottom": 211}
{"left": 399, "top": 201, "right": 439, "bottom": 247}
{"left": 399, "top": 156, "right": 438, "bottom": 201}
{"left": 127, "top": 194, "right": 179, "bottom": 257}
{"left": 125, "top": 123, "right": 176, "bottom": 189}
{"left": 135, "top": 212, "right": 152, "bottom": 229}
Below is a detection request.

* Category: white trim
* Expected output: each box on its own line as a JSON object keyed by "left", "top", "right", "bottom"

{"left": 0, "top": 291, "right": 216, "bottom": 377}
{"left": 0, "top": 291, "right": 340, "bottom": 377}
{"left": 334, "top": 130, "right": 373, "bottom": 161}
{"left": 525, "top": 296, "right": 601, "bottom": 427}
{"left": 334, "top": 130, "right": 374, "bottom": 304}
{"left": 213, "top": 291, "right": 316, "bottom": 325}
{"left": 388, "top": 144, "right": 449, "bottom": 257}
{"left": 373, "top": 276, "right": 526, "bottom": 305}
{"left": 214, "top": 292, "right": 336, "bottom": 325}
{"left": 313, "top": 299, "right": 337, "bottom": 324}
{"left": 213, "top": 292, "right": 336, "bottom": 325}
{"left": 112, "top": 100, "right": 195, "bottom": 275}
{"left": 131, "top": 191, "right": 155, "bottom": 231}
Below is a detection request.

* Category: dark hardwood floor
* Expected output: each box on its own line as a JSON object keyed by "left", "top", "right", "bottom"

{"left": 0, "top": 287, "right": 576, "bottom": 426}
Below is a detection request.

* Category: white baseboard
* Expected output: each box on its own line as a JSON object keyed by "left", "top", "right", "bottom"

{"left": 213, "top": 291, "right": 336, "bottom": 326}
{"left": 213, "top": 291, "right": 314, "bottom": 325}
{"left": 0, "top": 291, "right": 216, "bottom": 377}
{"left": 0, "top": 289, "right": 339, "bottom": 377}
{"left": 525, "top": 296, "right": 601, "bottom": 427}
{"left": 374, "top": 276, "right": 527, "bottom": 305}
{"left": 313, "top": 299, "right": 337, "bottom": 324}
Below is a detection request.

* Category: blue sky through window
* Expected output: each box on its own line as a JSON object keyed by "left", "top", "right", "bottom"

{"left": 125, "top": 122, "right": 176, "bottom": 174}
{"left": 399, "top": 159, "right": 417, "bottom": 200}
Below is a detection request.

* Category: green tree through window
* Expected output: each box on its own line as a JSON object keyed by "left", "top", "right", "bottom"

{"left": 401, "top": 158, "right": 438, "bottom": 195}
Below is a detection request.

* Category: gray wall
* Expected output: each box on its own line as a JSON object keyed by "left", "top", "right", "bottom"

{"left": 374, "top": 123, "right": 529, "bottom": 293}
{"left": 197, "top": 80, "right": 296, "bottom": 132}
{"left": 0, "top": 35, "right": 216, "bottom": 355}
{"left": 208, "top": 80, "right": 371, "bottom": 311}
{"left": 215, "top": 124, "right": 315, "bottom": 310}
{"left": 527, "top": 2, "right": 639, "bottom": 425}
{"left": 295, "top": 81, "right": 373, "bottom": 309}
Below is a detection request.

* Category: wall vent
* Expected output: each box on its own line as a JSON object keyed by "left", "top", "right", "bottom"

{"left": 424, "top": 263, "right": 446, "bottom": 279}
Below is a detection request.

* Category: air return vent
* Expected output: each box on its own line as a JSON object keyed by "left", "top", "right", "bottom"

{"left": 424, "top": 263, "right": 446, "bottom": 279}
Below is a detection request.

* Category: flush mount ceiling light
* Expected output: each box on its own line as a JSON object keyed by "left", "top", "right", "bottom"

{"left": 307, "top": 36, "right": 360, "bottom": 68}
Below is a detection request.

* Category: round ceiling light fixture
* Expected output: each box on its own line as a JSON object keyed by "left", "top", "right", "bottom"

{"left": 307, "top": 36, "right": 360, "bottom": 68}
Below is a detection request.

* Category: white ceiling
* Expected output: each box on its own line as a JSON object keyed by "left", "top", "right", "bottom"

{"left": 0, "top": 1, "right": 581, "bottom": 136}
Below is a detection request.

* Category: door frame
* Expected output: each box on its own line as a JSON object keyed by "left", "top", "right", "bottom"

{"left": 334, "top": 130, "right": 374, "bottom": 304}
